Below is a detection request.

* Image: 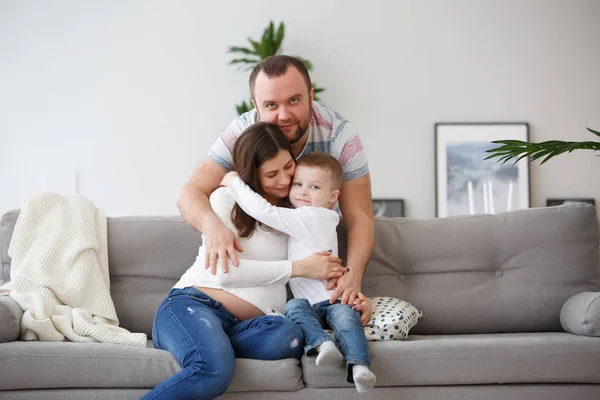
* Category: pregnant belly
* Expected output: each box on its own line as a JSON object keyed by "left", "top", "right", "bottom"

{"left": 195, "top": 286, "right": 264, "bottom": 321}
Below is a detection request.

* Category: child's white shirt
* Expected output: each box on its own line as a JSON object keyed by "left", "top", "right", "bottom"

{"left": 227, "top": 177, "right": 340, "bottom": 305}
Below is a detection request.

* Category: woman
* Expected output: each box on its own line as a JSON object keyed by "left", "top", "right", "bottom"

{"left": 143, "top": 122, "right": 346, "bottom": 400}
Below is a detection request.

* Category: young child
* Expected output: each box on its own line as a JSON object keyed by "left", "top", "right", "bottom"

{"left": 221, "top": 152, "right": 376, "bottom": 393}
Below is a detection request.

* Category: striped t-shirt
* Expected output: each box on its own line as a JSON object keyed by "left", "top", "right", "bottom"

{"left": 207, "top": 101, "right": 369, "bottom": 181}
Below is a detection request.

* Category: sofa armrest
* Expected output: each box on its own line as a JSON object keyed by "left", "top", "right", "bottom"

{"left": 560, "top": 291, "right": 600, "bottom": 337}
{"left": 0, "top": 295, "right": 22, "bottom": 342}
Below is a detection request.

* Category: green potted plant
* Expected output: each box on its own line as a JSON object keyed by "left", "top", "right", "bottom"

{"left": 485, "top": 128, "right": 600, "bottom": 165}
{"left": 228, "top": 20, "right": 325, "bottom": 115}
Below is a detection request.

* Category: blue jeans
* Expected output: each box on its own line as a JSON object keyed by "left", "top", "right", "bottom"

{"left": 284, "top": 298, "right": 370, "bottom": 383}
{"left": 142, "top": 287, "right": 304, "bottom": 400}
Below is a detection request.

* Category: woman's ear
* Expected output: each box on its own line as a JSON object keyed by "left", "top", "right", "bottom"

{"left": 329, "top": 189, "right": 341, "bottom": 205}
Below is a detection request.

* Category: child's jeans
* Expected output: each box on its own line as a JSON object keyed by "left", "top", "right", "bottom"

{"left": 284, "top": 297, "right": 370, "bottom": 383}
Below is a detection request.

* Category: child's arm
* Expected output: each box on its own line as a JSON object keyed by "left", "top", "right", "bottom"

{"left": 352, "top": 293, "right": 373, "bottom": 326}
{"left": 222, "top": 173, "right": 311, "bottom": 240}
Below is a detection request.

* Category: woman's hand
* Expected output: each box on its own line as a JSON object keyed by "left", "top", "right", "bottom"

{"left": 292, "top": 251, "right": 347, "bottom": 280}
{"left": 220, "top": 171, "right": 239, "bottom": 187}
{"left": 352, "top": 293, "right": 372, "bottom": 326}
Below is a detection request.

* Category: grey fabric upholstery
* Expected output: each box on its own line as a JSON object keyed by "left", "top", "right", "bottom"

{"left": 0, "top": 295, "right": 21, "bottom": 343}
{"left": 0, "top": 340, "right": 302, "bottom": 392}
{"left": 561, "top": 291, "right": 600, "bottom": 336}
{"left": 302, "top": 332, "right": 600, "bottom": 387}
{"left": 0, "top": 210, "right": 18, "bottom": 287}
{"left": 105, "top": 216, "right": 202, "bottom": 336}
{"left": 353, "top": 204, "right": 600, "bottom": 334}
{"left": 1, "top": 203, "right": 599, "bottom": 398}
{"left": 4, "top": 385, "right": 600, "bottom": 400}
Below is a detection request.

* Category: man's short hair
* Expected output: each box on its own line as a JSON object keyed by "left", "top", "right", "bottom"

{"left": 297, "top": 152, "right": 343, "bottom": 190}
{"left": 249, "top": 55, "right": 312, "bottom": 99}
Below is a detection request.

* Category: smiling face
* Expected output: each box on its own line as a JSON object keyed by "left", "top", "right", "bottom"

{"left": 258, "top": 149, "right": 296, "bottom": 204}
{"left": 289, "top": 165, "right": 340, "bottom": 209}
{"left": 252, "top": 66, "right": 314, "bottom": 148}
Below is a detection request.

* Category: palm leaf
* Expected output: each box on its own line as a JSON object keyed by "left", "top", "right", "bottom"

{"left": 262, "top": 21, "right": 275, "bottom": 57}
{"left": 274, "top": 22, "right": 285, "bottom": 54}
{"left": 236, "top": 99, "right": 254, "bottom": 116}
{"left": 588, "top": 127, "right": 600, "bottom": 138}
{"left": 312, "top": 84, "right": 325, "bottom": 101}
{"left": 485, "top": 139, "right": 600, "bottom": 165}
{"left": 229, "top": 58, "right": 261, "bottom": 66}
{"left": 227, "top": 46, "right": 257, "bottom": 56}
{"left": 247, "top": 38, "right": 266, "bottom": 59}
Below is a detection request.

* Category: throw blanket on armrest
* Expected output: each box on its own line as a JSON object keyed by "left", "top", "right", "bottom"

{"left": 0, "top": 193, "right": 146, "bottom": 347}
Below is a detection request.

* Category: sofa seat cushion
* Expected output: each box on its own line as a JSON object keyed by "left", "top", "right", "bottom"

{"left": 302, "top": 332, "right": 600, "bottom": 388}
{"left": 0, "top": 341, "right": 303, "bottom": 392}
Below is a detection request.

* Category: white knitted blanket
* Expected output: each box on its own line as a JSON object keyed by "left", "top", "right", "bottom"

{"left": 0, "top": 193, "right": 146, "bottom": 347}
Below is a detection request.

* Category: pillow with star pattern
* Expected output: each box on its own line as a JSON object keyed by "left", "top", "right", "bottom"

{"left": 363, "top": 297, "right": 423, "bottom": 341}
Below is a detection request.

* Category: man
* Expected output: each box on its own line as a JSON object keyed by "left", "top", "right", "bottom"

{"left": 178, "top": 55, "right": 374, "bottom": 305}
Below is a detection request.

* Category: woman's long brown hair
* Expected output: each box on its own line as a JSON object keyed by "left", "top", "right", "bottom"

{"left": 231, "top": 122, "right": 294, "bottom": 238}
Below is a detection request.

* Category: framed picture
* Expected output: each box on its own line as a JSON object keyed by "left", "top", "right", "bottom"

{"left": 546, "top": 198, "right": 595, "bottom": 207}
{"left": 372, "top": 199, "right": 405, "bottom": 218}
{"left": 435, "top": 123, "right": 530, "bottom": 217}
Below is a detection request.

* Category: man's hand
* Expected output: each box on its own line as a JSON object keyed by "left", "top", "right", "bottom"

{"left": 328, "top": 271, "right": 362, "bottom": 305}
{"left": 204, "top": 221, "right": 243, "bottom": 275}
{"left": 352, "top": 293, "right": 372, "bottom": 326}
{"left": 220, "top": 171, "right": 239, "bottom": 187}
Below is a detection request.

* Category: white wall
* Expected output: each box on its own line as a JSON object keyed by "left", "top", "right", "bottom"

{"left": 1, "top": 0, "right": 599, "bottom": 218}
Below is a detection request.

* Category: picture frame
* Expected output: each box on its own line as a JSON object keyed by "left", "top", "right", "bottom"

{"left": 372, "top": 199, "right": 405, "bottom": 218}
{"left": 546, "top": 198, "right": 595, "bottom": 207}
{"left": 435, "top": 123, "right": 530, "bottom": 217}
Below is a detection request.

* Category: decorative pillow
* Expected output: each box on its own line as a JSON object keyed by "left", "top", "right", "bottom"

{"left": 364, "top": 297, "right": 423, "bottom": 341}
{"left": 560, "top": 291, "right": 600, "bottom": 337}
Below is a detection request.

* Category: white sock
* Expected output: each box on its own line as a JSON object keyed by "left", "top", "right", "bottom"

{"left": 353, "top": 365, "right": 376, "bottom": 393}
{"left": 315, "top": 341, "right": 344, "bottom": 367}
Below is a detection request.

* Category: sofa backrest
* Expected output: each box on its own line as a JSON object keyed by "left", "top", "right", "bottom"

{"left": 1, "top": 204, "right": 599, "bottom": 337}
{"left": 350, "top": 204, "right": 600, "bottom": 335}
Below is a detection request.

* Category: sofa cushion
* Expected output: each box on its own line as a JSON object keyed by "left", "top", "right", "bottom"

{"left": 350, "top": 204, "right": 600, "bottom": 335}
{"left": 106, "top": 216, "right": 203, "bottom": 337}
{"left": 302, "top": 332, "right": 600, "bottom": 388}
{"left": 0, "top": 341, "right": 303, "bottom": 392}
{"left": 561, "top": 291, "right": 600, "bottom": 336}
{"left": 365, "top": 297, "right": 422, "bottom": 340}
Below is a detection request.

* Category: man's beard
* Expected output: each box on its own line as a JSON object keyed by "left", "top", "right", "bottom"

{"left": 256, "top": 107, "right": 311, "bottom": 145}
{"left": 288, "top": 122, "right": 308, "bottom": 144}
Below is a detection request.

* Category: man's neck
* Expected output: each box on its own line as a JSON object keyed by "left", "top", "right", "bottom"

{"left": 290, "top": 127, "right": 310, "bottom": 158}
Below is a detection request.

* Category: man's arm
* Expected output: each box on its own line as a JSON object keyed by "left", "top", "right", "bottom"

{"left": 177, "top": 157, "right": 242, "bottom": 273}
{"left": 329, "top": 173, "right": 374, "bottom": 305}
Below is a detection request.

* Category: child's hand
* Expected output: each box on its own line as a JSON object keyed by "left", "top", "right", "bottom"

{"left": 220, "top": 171, "right": 239, "bottom": 187}
{"left": 352, "top": 293, "right": 372, "bottom": 326}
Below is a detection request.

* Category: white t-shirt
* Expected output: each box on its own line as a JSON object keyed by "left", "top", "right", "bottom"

{"left": 174, "top": 188, "right": 293, "bottom": 314}
{"left": 227, "top": 177, "right": 340, "bottom": 305}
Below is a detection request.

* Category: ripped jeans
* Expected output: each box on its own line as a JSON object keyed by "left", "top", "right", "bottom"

{"left": 142, "top": 287, "right": 304, "bottom": 400}
{"left": 284, "top": 298, "right": 370, "bottom": 383}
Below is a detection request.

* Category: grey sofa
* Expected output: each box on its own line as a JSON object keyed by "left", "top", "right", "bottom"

{"left": 1, "top": 203, "right": 600, "bottom": 400}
